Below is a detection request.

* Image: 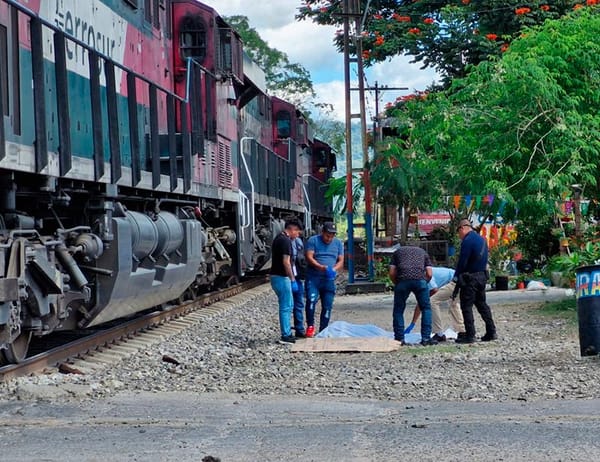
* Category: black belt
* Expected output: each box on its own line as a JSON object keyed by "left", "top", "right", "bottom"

{"left": 461, "top": 270, "right": 489, "bottom": 281}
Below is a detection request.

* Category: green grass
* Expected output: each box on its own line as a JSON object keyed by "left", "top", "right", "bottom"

{"left": 401, "top": 344, "right": 476, "bottom": 355}
{"left": 538, "top": 298, "right": 577, "bottom": 324}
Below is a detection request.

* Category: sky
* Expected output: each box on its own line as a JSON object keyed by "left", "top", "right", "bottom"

{"left": 202, "top": 0, "right": 438, "bottom": 122}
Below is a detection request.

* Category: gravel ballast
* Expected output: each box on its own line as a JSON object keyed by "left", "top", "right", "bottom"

{"left": 2, "top": 285, "right": 599, "bottom": 403}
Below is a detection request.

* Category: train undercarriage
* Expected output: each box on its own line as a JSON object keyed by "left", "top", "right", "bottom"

{"left": 0, "top": 170, "right": 244, "bottom": 364}
{"left": 0, "top": 0, "right": 334, "bottom": 366}
{"left": 0, "top": 169, "right": 319, "bottom": 364}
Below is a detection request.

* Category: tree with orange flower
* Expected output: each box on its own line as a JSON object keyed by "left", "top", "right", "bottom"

{"left": 297, "top": 0, "right": 595, "bottom": 84}
{"left": 371, "top": 8, "right": 600, "bottom": 237}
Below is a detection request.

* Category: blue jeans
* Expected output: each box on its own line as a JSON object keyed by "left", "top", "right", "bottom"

{"left": 393, "top": 279, "right": 432, "bottom": 341}
{"left": 271, "top": 275, "right": 293, "bottom": 337}
{"left": 292, "top": 279, "right": 306, "bottom": 334}
{"left": 305, "top": 276, "right": 336, "bottom": 332}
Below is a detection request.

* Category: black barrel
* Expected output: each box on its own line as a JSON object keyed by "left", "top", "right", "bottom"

{"left": 575, "top": 264, "right": 600, "bottom": 356}
{"left": 495, "top": 275, "right": 509, "bottom": 291}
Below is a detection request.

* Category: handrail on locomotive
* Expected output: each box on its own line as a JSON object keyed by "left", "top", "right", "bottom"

{"left": 0, "top": 0, "right": 335, "bottom": 364}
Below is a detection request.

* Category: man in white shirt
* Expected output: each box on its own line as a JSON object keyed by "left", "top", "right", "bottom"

{"left": 405, "top": 267, "right": 465, "bottom": 341}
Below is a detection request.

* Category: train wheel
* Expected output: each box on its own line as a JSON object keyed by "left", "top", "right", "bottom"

{"left": 223, "top": 275, "right": 239, "bottom": 288}
{"left": 176, "top": 286, "right": 197, "bottom": 304}
{"left": 1, "top": 331, "right": 32, "bottom": 364}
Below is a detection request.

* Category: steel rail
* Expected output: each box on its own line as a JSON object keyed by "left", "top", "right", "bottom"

{"left": 0, "top": 277, "right": 268, "bottom": 382}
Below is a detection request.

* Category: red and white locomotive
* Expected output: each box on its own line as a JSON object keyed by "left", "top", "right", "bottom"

{"left": 0, "top": 0, "right": 335, "bottom": 363}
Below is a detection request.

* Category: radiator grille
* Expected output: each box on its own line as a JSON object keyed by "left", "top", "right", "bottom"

{"left": 217, "top": 140, "right": 232, "bottom": 188}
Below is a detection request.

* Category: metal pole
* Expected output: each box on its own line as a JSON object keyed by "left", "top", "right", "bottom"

{"left": 369, "top": 82, "right": 407, "bottom": 237}
{"left": 373, "top": 81, "right": 380, "bottom": 238}
{"left": 354, "top": 17, "right": 374, "bottom": 281}
{"left": 343, "top": 0, "right": 355, "bottom": 283}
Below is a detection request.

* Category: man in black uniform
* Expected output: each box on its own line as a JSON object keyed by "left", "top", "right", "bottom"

{"left": 270, "top": 218, "right": 303, "bottom": 344}
{"left": 454, "top": 219, "right": 497, "bottom": 344}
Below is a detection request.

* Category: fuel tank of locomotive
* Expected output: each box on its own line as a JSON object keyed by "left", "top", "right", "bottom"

{"left": 0, "top": 180, "right": 210, "bottom": 357}
{"left": 81, "top": 207, "right": 206, "bottom": 327}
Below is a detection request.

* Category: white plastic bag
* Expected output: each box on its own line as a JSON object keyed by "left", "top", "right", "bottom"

{"left": 526, "top": 280, "right": 547, "bottom": 290}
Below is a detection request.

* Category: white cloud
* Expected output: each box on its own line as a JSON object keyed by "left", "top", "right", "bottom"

{"left": 260, "top": 21, "right": 341, "bottom": 79}
{"left": 201, "top": 0, "right": 440, "bottom": 121}
{"left": 311, "top": 58, "right": 439, "bottom": 122}
{"left": 371, "top": 57, "right": 439, "bottom": 93}
{"left": 203, "top": 0, "right": 342, "bottom": 81}
{"left": 202, "top": 0, "right": 300, "bottom": 29}
{"left": 311, "top": 80, "right": 346, "bottom": 120}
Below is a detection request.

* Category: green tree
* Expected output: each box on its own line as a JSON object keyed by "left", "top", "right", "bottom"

{"left": 324, "top": 175, "right": 363, "bottom": 216}
{"left": 445, "top": 9, "right": 599, "bottom": 221}
{"left": 373, "top": 9, "right": 600, "bottom": 238}
{"left": 225, "top": 15, "right": 315, "bottom": 107}
{"left": 370, "top": 143, "right": 436, "bottom": 241}
{"left": 298, "top": 1, "right": 589, "bottom": 83}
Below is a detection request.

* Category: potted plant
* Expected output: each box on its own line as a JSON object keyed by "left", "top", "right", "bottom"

{"left": 488, "top": 244, "right": 511, "bottom": 290}
{"left": 547, "top": 242, "right": 600, "bottom": 287}
{"left": 579, "top": 241, "right": 600, "bottom": 264}
{"left": 551, "top": 226, "right": 569, "bottom": 249}
{"left": 548, "top": 253, "right": 584, "bottom": 287}
{"left": 532, "top": 267, "right": 551, "bottom": 287}
{"left": 515, "top": 274, "right": 527, "bottom": 290}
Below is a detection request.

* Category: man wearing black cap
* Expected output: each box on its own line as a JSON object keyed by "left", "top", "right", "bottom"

{"left": 454, "top": 219, "right": 497, "bottom": 343}
{"left": 304, "top": 222, "right": 344, "bottom": 336}
{"left": 270, "top": 218, "right": 303, "bottom": 344}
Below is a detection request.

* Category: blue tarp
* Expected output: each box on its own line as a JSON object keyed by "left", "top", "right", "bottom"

{"left": 316, "top": 321, "right": 424, "bottom": 343}
{"left": 316, "top": 320, "right": 457, "bottom": 344}
{"left": 316, "top": 321, "right": 394, "bottom": 339}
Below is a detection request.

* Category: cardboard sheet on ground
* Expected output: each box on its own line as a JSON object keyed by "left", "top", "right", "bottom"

{"left": 291, "top": 321, "right": 458, "bottom": 352}
{"left": 291, "top": 336, "right": 402, "bottom": 353}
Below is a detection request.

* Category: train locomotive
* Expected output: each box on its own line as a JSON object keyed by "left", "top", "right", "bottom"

{"left": 0, "top": 0, "right": 336, "bottom": 363}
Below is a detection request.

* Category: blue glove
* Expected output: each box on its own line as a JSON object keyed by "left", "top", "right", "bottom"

{"left": 404, "top": 322, "right": 415, "bottom": 334}
{"left": 291, "top": 280, "right": 299, "bottom": 293}
{"left": 325, "top": 266, "right": 337, "bottom": 280}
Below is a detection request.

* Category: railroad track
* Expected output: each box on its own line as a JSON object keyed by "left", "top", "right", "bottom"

{"left": 0, "top": 277, "right": 268, "bottom": 382}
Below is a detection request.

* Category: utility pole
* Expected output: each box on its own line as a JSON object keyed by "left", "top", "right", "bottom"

{"left": 353, "top": 4, "right": 374, "bottom": 281}
{"left": 343, "top": 0, "right": 380, "bottom": 282}
{"left": 370, "top": 81, "right": 408, "bottom": 143}
{"left": 341, "top": 2, "right": 409, "bottom": 284}
{"left": 342, "top": 0, "right": 356, "bottom": 283}
{"left": 369, "top": 82, "right": 407, "bottom": 236}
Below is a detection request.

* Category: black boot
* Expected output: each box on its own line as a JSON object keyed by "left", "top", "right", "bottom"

{"left": 481, "top": 332, "right": 497, "bottom": 342}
